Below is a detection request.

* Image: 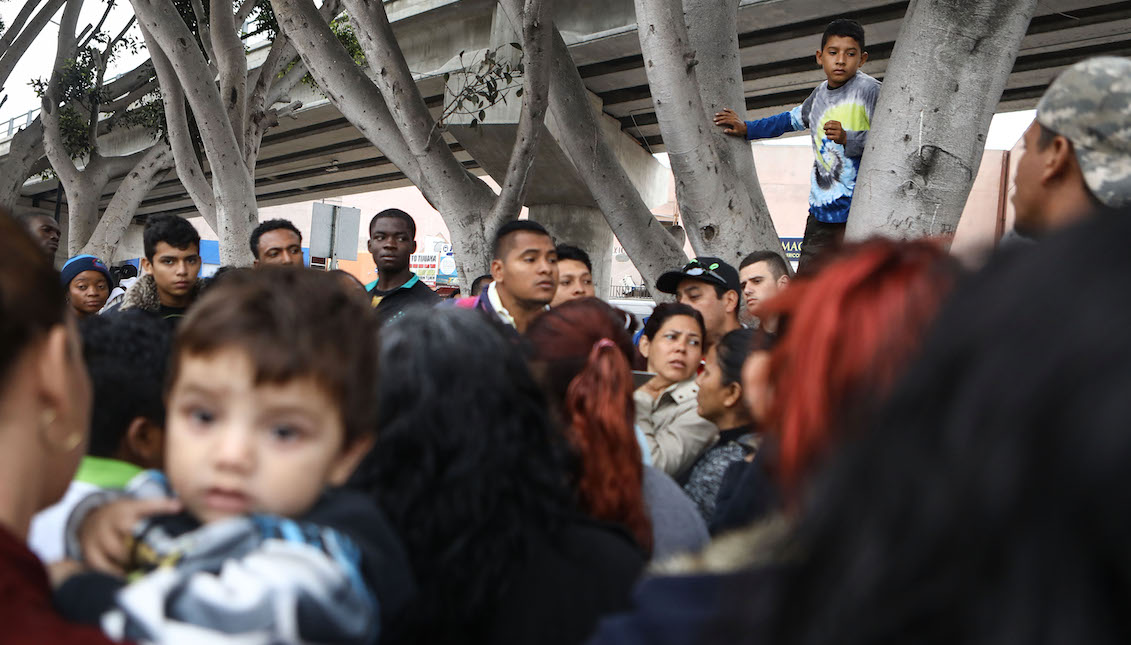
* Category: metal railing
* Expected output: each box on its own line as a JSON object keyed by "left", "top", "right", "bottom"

{"left": 2, "top": 107, "right": 40, "bottom": 138}
{"left": 609, "top": 285, "right": 652, "bottom": 299}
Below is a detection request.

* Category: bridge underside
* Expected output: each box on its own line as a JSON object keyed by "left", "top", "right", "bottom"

{"left": 12, "top": 0, "right": 1130, "bottom": 220}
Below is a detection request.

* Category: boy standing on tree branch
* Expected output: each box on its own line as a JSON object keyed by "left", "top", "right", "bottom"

{"left": 715, "top": 19, "right": 880, "bottom": 271}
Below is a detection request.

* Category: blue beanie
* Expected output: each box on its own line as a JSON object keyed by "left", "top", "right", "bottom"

{"left": 61, "top": 255, "right": 113, "bottom": 289}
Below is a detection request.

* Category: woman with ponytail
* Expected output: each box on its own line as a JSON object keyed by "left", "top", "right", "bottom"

{"left": 527, "top": 298, "right": 708, "bottom": 561}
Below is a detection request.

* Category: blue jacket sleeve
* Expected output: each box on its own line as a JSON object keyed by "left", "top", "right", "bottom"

{"left": 744, "top": 105, "right": 806, "bottom": 141}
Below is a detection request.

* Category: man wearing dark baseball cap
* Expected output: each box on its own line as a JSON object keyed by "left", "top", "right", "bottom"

{"left": 1012, "top": 57, "right": 1131, "bottom": 237}
{"left": 656, "top": 256, "right": 743, "bottom": 347}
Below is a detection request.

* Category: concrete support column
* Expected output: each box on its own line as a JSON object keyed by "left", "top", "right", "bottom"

{"left": 529, "top": 204, "right": 614, "bottom": 300}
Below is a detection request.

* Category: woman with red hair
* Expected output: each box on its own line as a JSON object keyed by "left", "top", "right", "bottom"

{"left": 587, "top": 238, "right": 963, "bottom": 645}
{"left": 526, "top": 298, "right": 708, "bottom": 561}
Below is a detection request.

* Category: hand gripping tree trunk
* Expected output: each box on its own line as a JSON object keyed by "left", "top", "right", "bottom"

{"left": 272, "top": 0, "right": 555, "bottom": 285}
{"left": 846, "top": 0, "right": 1038, "bottom": 241}
{"left": 633, "top": 0, "right": 780, "bottom": 268}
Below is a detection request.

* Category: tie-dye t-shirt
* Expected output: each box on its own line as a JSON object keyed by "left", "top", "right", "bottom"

{"left": 744, "top": 72, "right": 881, "bottom": 223}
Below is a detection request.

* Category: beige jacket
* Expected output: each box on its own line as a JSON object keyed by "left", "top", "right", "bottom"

{"left": 635, "top": 379, "right": 719, "bottom": 478}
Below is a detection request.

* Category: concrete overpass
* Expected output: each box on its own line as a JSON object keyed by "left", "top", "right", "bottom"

{"left": 5, "top": 0, "right": 1130, "bottom": 221}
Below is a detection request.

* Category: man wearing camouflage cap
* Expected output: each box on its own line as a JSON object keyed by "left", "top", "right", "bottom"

{"left": 1012, "top": 57, "right": 1131, "bottom": 237}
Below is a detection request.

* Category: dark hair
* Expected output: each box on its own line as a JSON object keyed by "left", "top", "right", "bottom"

{"left": 81, "top": 311, "right": 172, "bottom": 459}
{"left": 555, "top": 244, "right": 593, "bottom": 273}
{"left": 0, "top": 211, "right": 67, "bottom": 385}
{"left": 249, "top": 219, "right": 302, "bottom": 259}
{"left": 822, "top": 18, "right": 865, "bottom": 50}
{"left": 368, "top": 208, "right": 416, "bottom": 238}
{"left": 350, "top": 308, "right": 573, "bottom": 642}
{"left": 774, "top": 209, "right": 1131, "bottom": 645}
{"left": 714, "top": 328, "right": 770, "bottom": 387}
{"left": 492, "top": 220, "right": 552, "bottom": 259}
{"left": 526, "top": 298, "right": 652, "bottom": 552}
{"left": 740, "top": 251, "right": 790, "bottom": 280}
{"left": 143, "top": 214, "right": 200, "bottom": 261}
{"left": 641, "top": 302, "right": 706, "bottom": 341}
{"left": 470, "top": 274, "right": 493, "bottom": 297}
{"left": 171, "top": 267, "right": 380, "bottom": 445}
{"left": 760, "top": 238, "right": 962, "bottom": 498}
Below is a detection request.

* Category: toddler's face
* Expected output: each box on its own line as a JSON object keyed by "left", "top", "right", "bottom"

{"left": 165, "top": 347, "right": 369, "bottom": 524}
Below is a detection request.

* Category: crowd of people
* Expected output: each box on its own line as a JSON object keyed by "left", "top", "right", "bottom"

{"left": 1, "top": 17, "right": 1129, "bottom": 645}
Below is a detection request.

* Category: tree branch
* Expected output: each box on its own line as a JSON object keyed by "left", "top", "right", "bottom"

{"left": 101, "top": 77, "right": 158, "bottom": 113}
{"left": 83, "top": 140, "right": 174, "bottom": 261}
{"left": 78, "top": 0, "right": 116, "bottom": 51}
{"left": 101, "top": 58, "right": 154, "bottom": 98}
{"left": 141, "top": 22, "right": 216, "bottom": 230}
{"left": 233, "top": 0, "right": 257, "bottom": 29}
{"left": 210, "top": 0, "right": 248, "bottom": 153}
{"left": 270, "top": 0, "right": 424, "bottom": 185}
{"left": 489, "top": 0, "right": 553, "bottom": 225}
{"left": 0, "top": 0, "right": 44, "bottom": 56}
{"left": 40, "top": 0, "right": 84, "bottom": 191}
{"left": 0, "top": 0, "right": 67, "bottom": 92}
{"left": 341, "top": 0, "right": 471, "bottom": 191}
{"left": 188, "top": 0, "right": 218, "bottom": 65}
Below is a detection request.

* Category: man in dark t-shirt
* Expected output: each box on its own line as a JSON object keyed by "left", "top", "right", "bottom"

{"left": 364, "top": 209, "right": 440, "bottom": 325}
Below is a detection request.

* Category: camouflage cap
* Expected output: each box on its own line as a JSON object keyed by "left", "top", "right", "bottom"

{"left": 1036, "top": 57, "right": 1131, "bottom": 209}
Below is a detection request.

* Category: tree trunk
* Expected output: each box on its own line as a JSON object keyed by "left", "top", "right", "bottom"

{"left": 541, "top": 25, "right": 686, "bottom": 292}
{"left": 132, "top": 0, "right": 258, "bottom": 265}
{"left": 633, "top": 0, "right": 780, "bottom": 268}
{"left": 272, "top": 0, "right": 499, "bottom": 284}
{"left": 683, "top": 0, "right": 779, "bottom": 259}
{"left": 83, "top": 141, "right": 174, "bottom": 261}
{"left": 0, "top": 117, "right": 43, "bottom": 212}
{"left": 846, "top": 0, "right": 1038, "bottom": 241}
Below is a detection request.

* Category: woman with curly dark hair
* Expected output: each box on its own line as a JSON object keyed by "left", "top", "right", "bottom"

{"left": 526, "top": 298, "right": 709, "bottom": 562}
{"left": 351, "top": 308, "right": 643, "bottom": 645}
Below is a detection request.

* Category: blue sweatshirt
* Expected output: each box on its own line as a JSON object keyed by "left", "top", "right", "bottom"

{"left": 745, "top": 71, "right": 881, "bottom": 223}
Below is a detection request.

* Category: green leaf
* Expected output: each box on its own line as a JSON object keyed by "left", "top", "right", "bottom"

{"left": 510, "top": 42, "right": 522, "bottom": 51}
{"left": 443, "top": 72, "right": 450, "bottom": 82}
{"left": 470, "top": 118, "right": 478, "bottom": 128}
{"left": 479, "top": 109, "right": 485, "bottom": 121}
{"left": 516, "top": 87, "right": 523, "bottom": 98}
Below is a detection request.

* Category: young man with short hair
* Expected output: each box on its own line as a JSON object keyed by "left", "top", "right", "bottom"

{"left": 551, "top": 244, "right": 596, "bottom": 307}
{"left": 18, "top": 213, "right": 62, "bottom": 259}
{"left": 738, "top": 250, "right": 790, "bottom": 334}
{"left": 105, "top": 214, "right": 202, "bottom": 324}
{"left": 715, "top": 18, "right": 879, "bottom": 270}
{"left": 365, "top": 208, "right": 440, "bottom": 324}
{"left": 472, "top": 220, "right": 559, "bottom": 334}
{"left": 469, "top": 274, "right": 493, "bottom": 297}
{"left": 250, "top": 219, "right": 304, "bottom": 267}
{"left": 656, "top": 257, "right": 742, "bottom": 348}
{"left": 1011, "top": 57, "right": 1131, "bottom": 238}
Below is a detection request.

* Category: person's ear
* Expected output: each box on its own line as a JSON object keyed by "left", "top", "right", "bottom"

{"left": 253, "top": 258, "right": 260, "bottom": 267}
{"left": 328, "top": 435, "right": 375, "bottom": 486}
{"left": 409, "top": 240, "right": 417, "bottom": 254}
{"left": 1043, "top": 136, "right": 1076, "bottom": 185}
{"left": 777, "top": 275, "right": 790, "bottom": 291}
{"left": 140, "top": 257, "right": 152, "bottom": 275}
{"left": 815, "top": 49, "right": 823, "bottom": 66}
{"left": 722, "top": 382, "right": 743, "bottom": 410}
{"left": 638, "top": 335, "right": 652, "bottom": 360}
{"left": 35, "top": 326, "right": 84, "bottom": 452}
{"left": 725, "top": 290, "right": 739, "bottom": 314}
{"left": 860, "top": 51, "right": 869, "bottom": 65}
{"left": 490, "top": 258, "right": 504, "bottom": 282}
{"left": 125, "top": 417, "right": 165, "bottom": 470}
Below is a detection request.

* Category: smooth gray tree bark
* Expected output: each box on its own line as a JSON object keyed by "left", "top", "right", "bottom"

{"left": 846, "top": 0, "right": 1038, "bottom": 241}
{"left": 633, "top": 0, "right": 780, "bottom": 268}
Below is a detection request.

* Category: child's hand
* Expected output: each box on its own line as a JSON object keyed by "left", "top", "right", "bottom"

{"left": 713, "top": 109, "right": 747, "bottom": 137}
{"left": 47, "top": 559, "right": 86, "bottom": 588}
{"left": 79, "top": 497, "right": 181, "bottom": 575}
{"left": 823, "top": 120, "right": 847, "bottom": 145}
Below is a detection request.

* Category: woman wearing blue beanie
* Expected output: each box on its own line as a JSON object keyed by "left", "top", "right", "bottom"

{"left": 60, "top": 255, "right": 113, "bottom": 318}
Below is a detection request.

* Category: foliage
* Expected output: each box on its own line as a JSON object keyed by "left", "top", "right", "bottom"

{"left": 439, "top": 43, "right": 524, "bottom": 129}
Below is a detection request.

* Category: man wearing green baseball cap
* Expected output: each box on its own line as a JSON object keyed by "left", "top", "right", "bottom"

{"left": 656, "top": 256, "right": 743, "bottom": 348}
{"left": 1012, "top": 57, "right": 1131, "bottom": 237}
